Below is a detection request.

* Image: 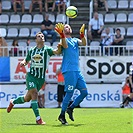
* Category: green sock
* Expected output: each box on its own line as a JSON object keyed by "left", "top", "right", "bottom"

{"left": 13, "top": 96, "right": 25, "bottom": 104}
{"left": 31, "top": 100, "right": 39, "bottom": 117}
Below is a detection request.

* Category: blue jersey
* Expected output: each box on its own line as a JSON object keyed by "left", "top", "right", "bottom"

{"left": 61, "top": 38, "right": 80, "bottom": 73}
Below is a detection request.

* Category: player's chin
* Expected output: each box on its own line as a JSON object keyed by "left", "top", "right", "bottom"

{"left": 41, "top": 39, "right": 45, "bottom": 42}
{"left": 65, "top": 31, "right": 71, "bottom": 35}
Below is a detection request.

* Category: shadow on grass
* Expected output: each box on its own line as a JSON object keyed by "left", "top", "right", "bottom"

{"left": 52, "top": 123, "right": 85, "bottom": 127}
{"left": 22, "top": 123, "right": 39, "bottom": 126}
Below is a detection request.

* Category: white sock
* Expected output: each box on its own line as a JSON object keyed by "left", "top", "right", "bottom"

{"left": 36, "top": 116, "right": 41, "bottom": 121}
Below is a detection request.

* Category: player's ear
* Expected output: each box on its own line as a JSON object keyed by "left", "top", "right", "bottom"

{"left": 70, "top": 27, "right": 72, "bottom": 33}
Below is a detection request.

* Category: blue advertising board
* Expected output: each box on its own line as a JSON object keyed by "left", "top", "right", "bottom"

{"left": 0, "top": 57, "right": 10, "bottom": 81}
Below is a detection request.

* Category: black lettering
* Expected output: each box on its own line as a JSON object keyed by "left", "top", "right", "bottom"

{"left": 99, "top": 63, "right": 111, "bottom": 78}
{"left": 113, "top": 62, "right": 124, "bottom": 75}
{"left": 127, "top": 62, "right": 132, "bottom": 74}
{"left": 86, "top": 59, "right": 97, "bottom": 75}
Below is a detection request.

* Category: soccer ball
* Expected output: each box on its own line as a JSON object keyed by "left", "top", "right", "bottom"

{"left": 66, "top": 6, "right": 78, "bottom": 18}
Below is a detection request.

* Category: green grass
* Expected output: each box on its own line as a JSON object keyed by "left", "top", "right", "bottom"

{"left": 0, "top": 108, "right": 133, "bottom": 133}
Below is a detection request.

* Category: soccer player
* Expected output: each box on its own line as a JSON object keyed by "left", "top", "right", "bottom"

{"left": 7, "top": 32, "right": 61, "bottom": 125}
{"left": 55, "top": 23, "right": 88, "bottom": 125}
{"left": 120, "top": 64, "right": 133, "bottom": 108}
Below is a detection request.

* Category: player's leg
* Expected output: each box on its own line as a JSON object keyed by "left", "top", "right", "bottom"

{"left": 57, "top": 85, "right": 62, "bottom": 108}
{"left": 21, "top": 1, "right": 25, "bottom": 14}
{"left": 42, "top": 31, "right": 48, "bottom": 41}
{"left": 29, "top": 76, "right": 45, "bottom": 125}
{"left": 67, "top": 71, "right": 88, "bottom": 121}
{"left": 49, "top": 30, "right": 57, "bottom": 44}
{"left": 58, "top": 71, "right": 76, "bottom": 124}
{"left": 120, "top": 93, "right": 133, "bottom": 108}
{"left": 38, "top": 0, "right": 42, "bottom": 13}
{"left": 13, "top": 1, "right": 17, "bottom": 14}
{"left": 29, "top": 0, "right": 34, "bottom": 13}
{"left": 94, "top": 0, "right": 98, "bottom": 11}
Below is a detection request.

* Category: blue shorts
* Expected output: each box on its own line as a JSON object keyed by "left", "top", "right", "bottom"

{"left": 63, "top": 71, "right": 87, "bottom": 92}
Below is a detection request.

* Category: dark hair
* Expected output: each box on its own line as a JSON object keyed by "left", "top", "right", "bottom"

{"left": 12, "top": 39, "right": 19, "bottom": 46}
{"left": 116, "top": 28, "right": 121, "bottom": 32}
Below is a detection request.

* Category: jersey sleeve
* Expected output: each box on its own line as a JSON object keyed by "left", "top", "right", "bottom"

{"left": 47, "top": 46, "right": 54, "bottom": 56}
{"left": 25, "top": 48, "right": 32, "bottom": 62}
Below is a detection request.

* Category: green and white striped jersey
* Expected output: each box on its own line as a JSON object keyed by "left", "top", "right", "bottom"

{"left": 25, "top": 45, "right": 54, "bottom": 79}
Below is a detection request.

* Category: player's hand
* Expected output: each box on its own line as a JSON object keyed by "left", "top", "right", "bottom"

{"left": 57, "top": 43, "right": 62, "bottom": 54}
{"left": 80, "top": 24, "right": 85, "bottom": 39}
{"left": 55, "top": 23, "right": 65, "bottom": 38}
{"left": 20, "top": 60, "right": 26, "bottom": 67}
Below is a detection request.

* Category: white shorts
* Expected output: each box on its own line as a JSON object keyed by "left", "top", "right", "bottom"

{"left": 38, "top": 89, "right": 45, "bottom": 96}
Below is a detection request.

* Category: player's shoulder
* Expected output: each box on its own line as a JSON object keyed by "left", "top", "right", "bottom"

{"left": 29, "top": 46, "right": 36, "bottom": 51}
{"left": 44, "top": 45, "right": 52, "bottom": 49}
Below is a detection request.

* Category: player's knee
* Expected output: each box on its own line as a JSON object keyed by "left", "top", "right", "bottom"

{"left": 81, "top": 89, "right": 88, "bottom": 97}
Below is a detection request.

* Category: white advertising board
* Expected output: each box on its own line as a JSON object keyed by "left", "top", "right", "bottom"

{"left": 10, "top": 56, "right": 132, "bottom": 83}
{"left": 0, "top": 84, "right": 122, "bottom": 108}
{"left": 10, "top": 57, "right": 63, "bottom": 82}
{"left": 80, "top": 56, "right": 132, "bottom": 83}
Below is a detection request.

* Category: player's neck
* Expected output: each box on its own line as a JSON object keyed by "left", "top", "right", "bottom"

{"left": 37, "top": 43, "right": 44, "bottom": 49}
{"left": 65, "top": 34, "right": 71, "bottom": 38}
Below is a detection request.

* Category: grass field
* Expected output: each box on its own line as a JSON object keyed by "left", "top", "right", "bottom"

{"left": 0, "top": 108, "right": 133, "bottom": 133}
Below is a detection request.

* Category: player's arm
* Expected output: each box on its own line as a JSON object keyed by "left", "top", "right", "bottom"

{"left": 20, "top": 59, "right": 29, "bottom": 67}
{"left": 78, "top": 24, "right": 86, "bottom": 46}
{"left": 20, "top": 49, "right": 31, "bottom": 67}
{"left": 129, "top": 74, "right": 133, "bottom": 88}
{"left": 55, "top": 23, "right": 68, "bottom": 48}
{"left": 53, "top": 43, "right": 62, "bottom": 55}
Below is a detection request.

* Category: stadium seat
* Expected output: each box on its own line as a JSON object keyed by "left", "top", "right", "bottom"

{"left": 90, "top": 41, "right": 100, "bottom": 50}
{"left": 127, "top": 27, "right": 133, "bottom": 36}
{"left": 115, "top": 27, "right": 126, "bottom": 35}
{"left": 33, "top": 14, "right": 43, "bottom": 23}
{"left": 19, "top": 41, "right": 27, "bottom": 47}
{"left": 21, "top": 14, "right": 32, "bottom": 23}
{"left": 128, "top": 13, "right": 133, "bottom": 22}
{"left": 29, "top": 41, "right": 36, "bottom": 47}
{"left": 10, "top": 14, "right": 20, "bottom": 23}
{"left": 0, "top": 28, "right": 6, "bottom": 37}
{"left": 19, "top": 28, "right": 30, "bottom": 37}
{"left": 0, "top": 14, "right": 9, "bottom": 23}
{"left": 56, "top": 14, "right": 66, "bottom": 24}
{"left": 24, "top": 0, "right": 31, "bottom": 10}
{"left": 118, "top": 0, "right": 128, "bottom": 9}
{"left": 45, "top": 42, "right": 51, "bottom": 46}
{"left": 126, "top": 41, "right": 133, "bottom": 50}
{"left": 130, "top": 0, "right": 133, "bottom": 8}
{"left": 109, "top": 27, "right": 114, "bottom": 34}
{"left": 116, "top": 13, "right": 127, "bottom": 22}
{"left": 48, "top": 14, "right": 55, "bottom": 23}
{"left": 18, "top": 41, "right": 27, "bottom": 50}
{"left": 7, "top": 28, "right": 18, "bottom": 37}
{"left": 2, "top": 1, "right": 11, "bottom": 10}
{"left": 105, "top": 13, "right": 115, "bottom": 23}
{"left": 98, "top": 14, "right": 104, "bottom": 21}
{"left": 107, "top": 0, "right": 117, "bottom": 9}
{"left": 52, "top": 41, "right": 59, "bottom": 46}
{"left": 6, "top": 41, "right": 12, "bottom": 51}
{"left": 30, "top": 28, "right": 41, "bottom": 37}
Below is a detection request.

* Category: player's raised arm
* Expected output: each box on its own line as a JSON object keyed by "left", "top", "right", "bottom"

{"left": 55, "top": 23, "right": 68, "bottom": 48}
{"left": 78, "top": 24, "right": 86, "bottom": 46}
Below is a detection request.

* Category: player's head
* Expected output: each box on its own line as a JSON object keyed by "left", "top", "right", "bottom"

{"left": 116, "top": 28, "right": 121, "bottom": 34}
{"left": 93, "top": 12, "right": 99, "bottom": 19}
{"left": 45, "top": 14, "right": 49, "bottom": 21}
{"left": 35, "top": 32, "right": 45, "bottom": 43}
{"left": 105, "top": 27, "right": 110, "bottom": 34}
{"left": 64, "top": 24, "right": 72, "bottom": 35}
